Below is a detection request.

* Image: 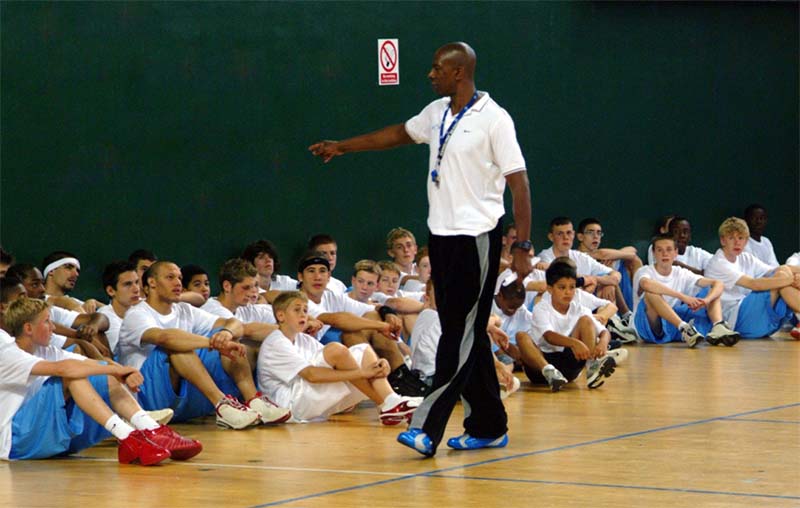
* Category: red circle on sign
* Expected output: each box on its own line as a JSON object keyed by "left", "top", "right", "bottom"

{"left": 380, "top": 41, "right": 397, "bottom": 72}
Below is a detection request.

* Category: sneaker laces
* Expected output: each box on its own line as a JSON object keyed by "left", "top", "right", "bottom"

{"left": 218, "top": 394, "right": 248, "bottom": 411}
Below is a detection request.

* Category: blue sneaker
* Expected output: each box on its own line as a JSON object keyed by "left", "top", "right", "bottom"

{"left": 446, "top": 433, "right": 508, "bottom": 450}
{"left": 397, "top": 428, "right": 435, "bottom": 457}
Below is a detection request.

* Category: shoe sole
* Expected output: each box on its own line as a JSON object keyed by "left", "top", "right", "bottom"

{"left": 549, "top": 378, "right": 567, "bottom": 392}
{"left": 587, "top": 358, "right": 616, "bottom": 389}
{"left": 216, "top": 416, "right": 260, "bottom": 430}
{"left": 706, "top": 333, "right": 740, "bottom": 347}
{"left": 380, "top": 410, "right": 416, "bottom": 426}
{"left": 168, "top": 445, "right": 203, "bottom": 461}
{"left": 447, "top": 434, "right": 509, "bottom": 450}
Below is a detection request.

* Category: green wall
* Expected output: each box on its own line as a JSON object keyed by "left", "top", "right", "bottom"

{"left": 2, "top": 2, "right": 797, "bottom": 298}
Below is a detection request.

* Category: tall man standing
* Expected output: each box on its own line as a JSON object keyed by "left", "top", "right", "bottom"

{"left": 309, "top": 42, "right": 532, "bottom": 456}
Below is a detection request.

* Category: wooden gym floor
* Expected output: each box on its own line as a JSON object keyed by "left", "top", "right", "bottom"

{"left": 2, "top": 336, "right": 798, "bottom": 508}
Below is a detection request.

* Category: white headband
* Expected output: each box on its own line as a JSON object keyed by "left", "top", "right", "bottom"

{"left": 43, "top": 257, "right": 81, "bottom": 279}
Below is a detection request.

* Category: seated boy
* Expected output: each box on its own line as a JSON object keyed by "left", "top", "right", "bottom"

{"left": 1, "top": 297, "right": 201, "bottom": 464}
{"left": 576, "top": 217, "right": 641, "bottom": 320}
{"left": 401, "top": 247, "right": 431, "bottom": 293}
{"left": 41, "top": 251, "right": 104, "bottom": 313}
{"left": 118, "top": 261, "right": 290, "bottom": 429}
{"left": 241, "top": 240, "right": 298, "bottom": 293}
{"left": 98, "top": 261, "right": 143, "bottom": 357}
{"left": 743, "top": 204, "right": 779, "bottom": 267}
{"left": 348, "top": 259, "right": 381, "bottom": 304}
{"left": 519, "top": 258, "right": 616, "bottom": 390}
{"left": 307, "top": 234, "right": 348, "bottom": 295}
{"left": 634, "top": 234, "right": 739, "bottom": 347}
{"left": 386, "top": 227, "right": 419, "bottom": 282}
{"left": 705, "top": 217, "right": 800, "bottom": 339}
{"left": 181, "top": 264, "right": 211, "bottom": 306}
{"left": 293, "top": 254, "right": 429, "bottom": 397}
{"left": 257, "top": 291, "right": 421, "bottom": 424}
{"left": 539, "top": 217, "right": 622, "bottom": 302}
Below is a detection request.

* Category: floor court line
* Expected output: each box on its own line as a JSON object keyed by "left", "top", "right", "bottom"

{"left": 721, "top": 417, "right": 800, "bottom": 425}
{"left": 249, "top": 401, "right": 800, "bottom": 508}
{"left": 429, "top": 474, "right": 800, "bottom": 501}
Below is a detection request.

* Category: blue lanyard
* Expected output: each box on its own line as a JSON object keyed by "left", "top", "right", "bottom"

{"left": 431, "top": 91, "right": 480, "bottom": 186}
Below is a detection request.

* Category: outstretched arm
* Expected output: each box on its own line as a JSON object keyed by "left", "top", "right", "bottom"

{"left": 308, "top": 124, "right": 414, "bottom": 163}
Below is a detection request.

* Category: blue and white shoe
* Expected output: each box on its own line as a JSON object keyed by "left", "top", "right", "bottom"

{"left": 446, "top": 433, "right": 508, "bottom": 450}
{"left": 397, "top": 428, "right": 435, "bottom": 457}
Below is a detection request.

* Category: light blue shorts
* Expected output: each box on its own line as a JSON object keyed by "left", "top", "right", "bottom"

{"left": 634, "top": 288, "right": 712, "bottom": 344}
{"left": 10, "top": 374, "right": 111, "bottom": 459}
{"left": 735, "top": 291, "right": 793, "bottom": 338}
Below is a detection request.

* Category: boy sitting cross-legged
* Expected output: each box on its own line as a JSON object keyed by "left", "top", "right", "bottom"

{"left": 633, "top": 234, "right": 739, "bottom": 348}
{"left": 257, "top": 291, "right": 421, "bottom": 424}
{"left": 519, "top": 258, "right": 616, "bottom": 390}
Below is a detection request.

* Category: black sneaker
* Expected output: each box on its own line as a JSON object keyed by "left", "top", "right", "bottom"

{"left": 388, "top": 365, "right": 431, "bottom": 397}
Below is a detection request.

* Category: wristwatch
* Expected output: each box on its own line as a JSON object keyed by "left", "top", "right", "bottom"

{"left": 511, "top": 240, "right": 533, "bottom": 252}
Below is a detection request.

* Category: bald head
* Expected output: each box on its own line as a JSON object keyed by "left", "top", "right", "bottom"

{"left": 435, "top": 42, "right": 476, "bottom": 79}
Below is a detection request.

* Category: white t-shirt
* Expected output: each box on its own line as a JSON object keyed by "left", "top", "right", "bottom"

{"left": 118, "top": 302, "right": 218, "bottom": 370}
{"left": 538, "top": 248, "right": 612, "bottom": 277}
{"left": 705, "top": 249, "right": 774, "bottom": 326}
{"left": 409, "top": 309, "right": 441, "bottom": 377}
{"left": 0, "top": 329, "right": 13, "bottom": 346}
{"left": 257, "top": 329, "right": 324, "bottom": 409}
{"left": 529, "top": 298, "right": 604, "bottom": 353}
{"left": 307, "top": 291, "right": 375, "bottom": 339}
{"left": 787, "top": 252, "right": 800, "bottom": 267}
{"left": 97, "top": 304, "right": 124, "bottom": 356}
{"left": 326, "top": 277, "right": 348, "bottom": 296}
{"left": 405, "top": 93, "right": 526, "bottom": 236}
{"left": 201, "top": 298, "right": 276, "bottom": 324}
{"left": 49, "top": 305, "right": 79, "bottom": 328}
{"left": 632, "top": 265, "right": 703, "bottom": 312}
{"left": 0, "top": 343, "right": 85, "bottom": 460}
{"left": 491, "top": 300, "right": 531, "bottom": 345}
{"left": 744, "top": 236, "right": 779, "bottom": 268}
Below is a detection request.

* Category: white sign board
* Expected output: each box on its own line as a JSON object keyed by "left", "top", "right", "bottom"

{"left": 378, "top": 38, "right": 399, "bottom": 86}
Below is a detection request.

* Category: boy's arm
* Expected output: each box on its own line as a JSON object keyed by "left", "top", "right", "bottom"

{"left": 639, "top": 278, "right": 700, "bottom": 306}
{"left": 211, "top": 317, "right": 245, "bottom": 339}
{"left": 30, "top": 359, "right": 139, "bottom": 381}
{"left": 141, "top": 327, "right": 246, "bottom": 359}
{"left": 242, "top": 322, "right": 280, "bottom": 341}
{"left": 525, "top": 280, "right": 547, "bottom": 293}
{"left": 506, "top": 171, "right": 532, "bottom": 277}
{"left": 47, "top": 295, "right": 84, "bottom": 312}
{"left": 297, "top": 360, "right": 389, "bottom": 384}
{"left": 593, "top": 302, "right": 618, "bottom": 326}
{"left": 73, "top": 312, "right": 110, "bottom": 336}
{"left": 735, "top": 272, "right": 793, "bottom": 292}
{"left": 695, "top": 278, "right": 724, "bottom": 302}
{"left": 594, "top": 270, "right": 622, "bottom": 286}
{"left": 589, "top": 247, "right": 638, "bottom": 261}
{"left": 384, "top": 297, "right": 424, "bottom": 314}
{"left": 316, "top": 312, "right": 393, "bottom": 335}
{"left": 542, "top": 330, "right": 591, "bottom": 360}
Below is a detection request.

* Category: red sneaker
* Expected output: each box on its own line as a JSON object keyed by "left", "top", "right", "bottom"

{"left": 118, "top": 430, "right": 171, "bottom": 466}
{"left": 146, "top": 426, "right": 203, "bottom": 461}
{"left": 379, "top": 396, "right": 423, "bottom": 426}
{"left": 791, "top": 326, "right": 800, "bottom": 340}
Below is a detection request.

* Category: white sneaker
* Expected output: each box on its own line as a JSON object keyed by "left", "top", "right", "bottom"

{"left": 608, "top": 315, "right": 639, "bottom": 344}
{"left": 147, "top": 408, "right": 174, "bottom": 426}
{"left": 247, "top": 392, "right": 292, "bottom": 424}
{"left": 705, "top": 321, "right": 740, "bottom": 347}
{"left": 215, "top": 395, "right": 261, "bottom": 430}
{"left": 500, "top": 376, "right": 521, "bottom": 399}
{"left": 680, "top": 320, "right": 703, "bottom": 348}
{"left": 606, "top": 347, "right": 628, "bottom": 365}
{"left": 542, "top": 365, "right": 568, "bottom": 392}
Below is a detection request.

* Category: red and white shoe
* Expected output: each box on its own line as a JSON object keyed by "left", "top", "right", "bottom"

{"left": 118, "top": 429, "right": 171, "bottom": 466}
{"left": 215, "top": 394, "right": 261, "bottom": 429}
{"left": 146, "top": 425, "right": 203, "bottom": 460}
{"left": 791, "top": 326, "right": 800, "bottom": 340}
{"left": 247, "top": 392, "right": 292, "bottom": 424}
{"left": 379, "top": 396, "right": 423, "bottom": 426}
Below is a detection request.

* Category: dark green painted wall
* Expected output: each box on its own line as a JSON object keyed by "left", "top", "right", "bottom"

{"left": 2, "top": 2, "right": 797, "bottom": 298}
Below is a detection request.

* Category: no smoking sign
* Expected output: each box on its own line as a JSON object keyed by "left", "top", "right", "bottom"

{"left": 378, "top": 39, "right": 399, "bottom": 86}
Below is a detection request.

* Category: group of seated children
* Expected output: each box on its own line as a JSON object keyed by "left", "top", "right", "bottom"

{"left": 0, "top": 203, "right": 797, "bottom": 465}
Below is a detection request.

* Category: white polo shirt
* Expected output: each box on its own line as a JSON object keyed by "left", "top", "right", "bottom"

{"left": 405, "top": 92, "right": 526, "bottom": 236}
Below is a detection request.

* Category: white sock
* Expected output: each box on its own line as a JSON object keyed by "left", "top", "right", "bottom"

{"left": 794, "top": 312, "right": 800, "bottom": 324}
{"left": 541, "top": 364, "right": 555, "bottom": 374}
{"left": 104, "top": 414, "right": 134, "bottom": 440}
{"left": 678, "top": 321, "right": 689, "bottom": 331}
{"left": 380, "top": 393, "right": 403, "bottom": 411}
{"left": 129, "top": 410, "right": 160, "bottom": 431}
